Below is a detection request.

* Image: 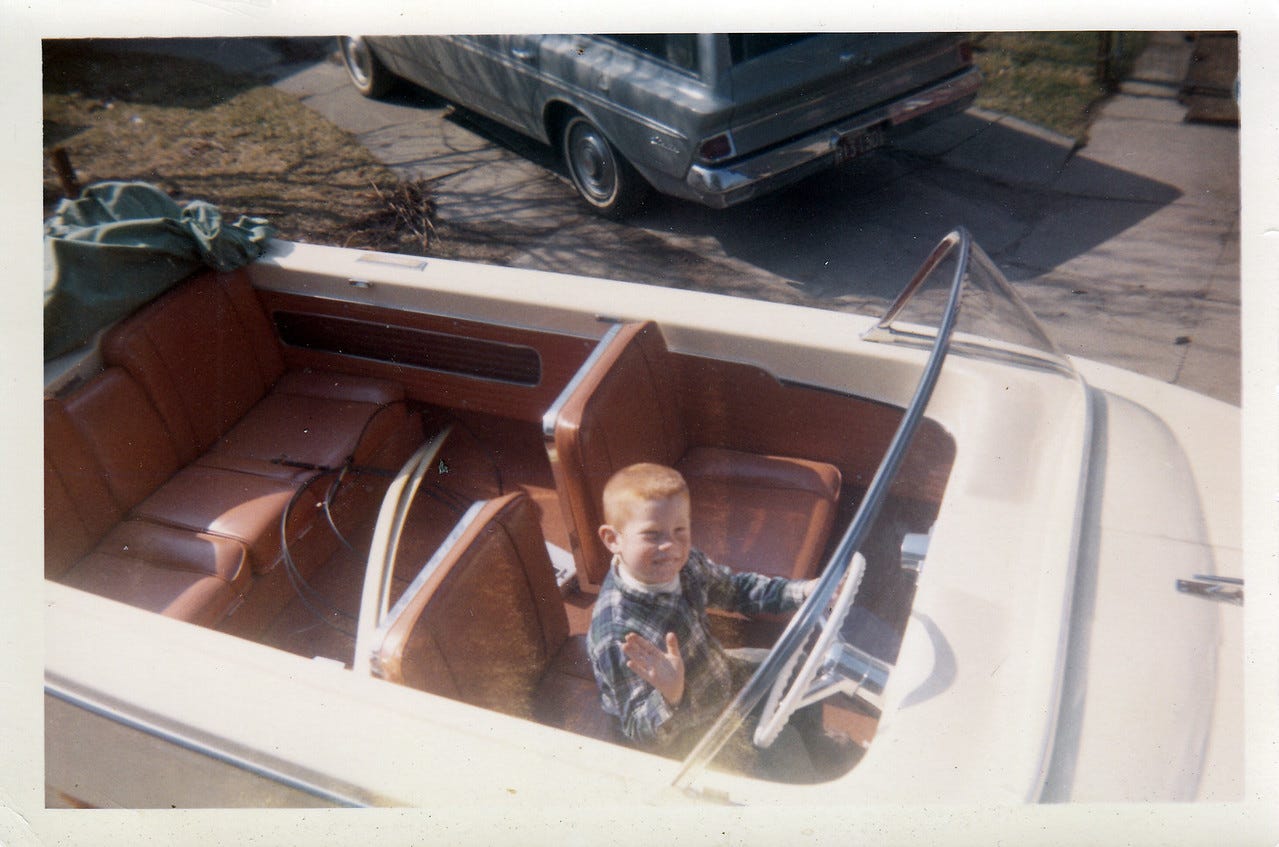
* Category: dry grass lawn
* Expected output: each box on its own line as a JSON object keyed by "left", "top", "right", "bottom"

{"left": 42, "top": 41, "right": 434, "bottom": 254}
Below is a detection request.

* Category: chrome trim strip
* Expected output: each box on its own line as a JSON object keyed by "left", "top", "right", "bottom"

{"left": 685, "top": 67, "right": 981, "bottom": 205}
{"left": 45, "top": 683, "right": 370, "bottom": 808}
{"left": 375, "top": 500, "right": 488, "bottom": 645}
{"left": 541, "top": 322, "right": 624, "bottom": 439}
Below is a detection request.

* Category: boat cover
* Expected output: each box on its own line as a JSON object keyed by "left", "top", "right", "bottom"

{"left": 43, "top": 181, "right": 275, "bottom": 361}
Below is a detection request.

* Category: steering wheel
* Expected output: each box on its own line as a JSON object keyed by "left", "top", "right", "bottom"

{"left": 753, "top": 553, "right": 867, "bottom": 748}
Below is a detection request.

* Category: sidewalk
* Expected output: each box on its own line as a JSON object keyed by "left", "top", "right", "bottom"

{"left": 1047, "top": 33, "right": 1240, "bottom": 404}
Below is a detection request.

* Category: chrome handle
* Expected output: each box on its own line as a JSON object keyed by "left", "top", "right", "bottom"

{"left": 1176, "top": 574, "right": 1243, "bottom": 605}
{"left": 900, "top": 531, "right": 931, "bottom": 576}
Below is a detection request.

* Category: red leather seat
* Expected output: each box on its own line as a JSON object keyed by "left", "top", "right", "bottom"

{"left": 372, "top": 492, "right": 619, "bottom": 742}
{"left": 45, "top": 397, "right": 250, "bottom": 626}
{"left": 62, "top": 522, "right": 251, "bottom": 628}
{"left": 43, "top": 267, "right": 423, "bottom": 626}
{"left": 56, "top": 367, "right": 304, "bottom": 573}
{"left": 547, "top": 321, "right": 841, "bottom": 589}
{"left": 101, "top": 269, "right": 414, "bottom": 485}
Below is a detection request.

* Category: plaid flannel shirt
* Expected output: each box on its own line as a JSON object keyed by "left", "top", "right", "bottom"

{"left": 587, "top": 549, "right": 810, "bottom": 748}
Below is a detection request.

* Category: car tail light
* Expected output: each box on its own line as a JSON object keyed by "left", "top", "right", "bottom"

{"left": 697, "top": 132, "right": 735, "bottom": 163}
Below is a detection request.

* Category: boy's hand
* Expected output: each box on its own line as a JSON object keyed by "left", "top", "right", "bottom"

{"left": 804, "top": 572, "right": 850, "bottom": 605}
{"left": 622, "top": 632, "right": 685, "bottom": 706}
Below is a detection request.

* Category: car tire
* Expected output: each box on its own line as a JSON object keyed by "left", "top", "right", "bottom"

{"left": 559, "top": 114, "right": 649, "bottom": 218}
{"left": 338, "top": 36, "right": 395, "bottom": 99}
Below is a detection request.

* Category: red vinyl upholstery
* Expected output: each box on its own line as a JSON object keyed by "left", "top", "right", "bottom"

{"left": 373, "top": 492, "right": 619, "bottom": 742}
{"left": 101, "top": 269, "right": 412, "bottom": 483}
{"left": 44, "top": 394, "right": 251, "bottom": 625}
{"left": 547, "top": 322, "right": 841, "bottom": 588}
{"left": 43, "top": 268, "right": 423, "bottom": 626}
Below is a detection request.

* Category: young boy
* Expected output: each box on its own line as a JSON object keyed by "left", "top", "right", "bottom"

{"left": 586, "top": 462, "right": 822, "bottom": 777}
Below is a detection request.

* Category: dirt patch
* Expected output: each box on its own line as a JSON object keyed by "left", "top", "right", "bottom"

{"left": 42, "top": 41, "right": 424, "bottom": 253}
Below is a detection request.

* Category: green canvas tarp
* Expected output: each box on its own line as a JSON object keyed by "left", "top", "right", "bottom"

{"left": 44, "top": 181, "right": 275, "bottom": 361}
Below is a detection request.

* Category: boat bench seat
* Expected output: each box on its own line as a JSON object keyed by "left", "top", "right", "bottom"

{"left": 547, "top": 321, "right": 842, "bottom": 588}
{"left": 43, "top": 267, "right": 423, "bottom": 626}
{"left": 45, "top": 392, "right": 254, "bottom": 626}
{"left": 373, "top": 492, "right": 622, "bottom": 744}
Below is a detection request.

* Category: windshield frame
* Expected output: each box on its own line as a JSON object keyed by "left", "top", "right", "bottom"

{"left": 671, "top": 228, "right": 977, "bottom": 793}
{"left": 865, "top": 234, "right": 1076, "bottom": 377}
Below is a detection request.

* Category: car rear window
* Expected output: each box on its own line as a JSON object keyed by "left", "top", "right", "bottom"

{"left": 727, "top": 33, "right": 816, "bottom": 64}
{"left": 605, "top": 35, "right": 699, "bottom": 73}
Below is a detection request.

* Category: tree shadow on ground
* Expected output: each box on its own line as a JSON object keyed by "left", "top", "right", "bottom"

{"left": 622, "top": 112, "right": 1183, "bottom": 305}
{"left": 386, "top": 88, "right": 1183, "bottom": 311}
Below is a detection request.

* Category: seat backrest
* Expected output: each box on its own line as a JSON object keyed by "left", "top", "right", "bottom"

{"left": 547, "top": 322, "right": 687, "bottom": 587}
{"left": 372, "top": 492, "right": 570, "bottom": 719}
{"left": 60, "top": 367, "right": 185, "bottom": 514}
{"left": 44, "top": 398, "right": 119, "bottom": 580}
{"left": 101, "top": 268, "right": 285, "bottom": 464}
{"left": 45, "top": 367, "right": 190, "bottom": 578}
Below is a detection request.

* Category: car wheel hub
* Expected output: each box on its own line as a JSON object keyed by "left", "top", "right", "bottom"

{"left": 569, "top": 125, "right": 616, "bottom": 202}
{"left": 343, "top": 38, "right": 373, "bottom": 86}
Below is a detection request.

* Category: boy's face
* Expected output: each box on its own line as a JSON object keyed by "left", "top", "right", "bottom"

{"left": 599, "top": 493, "right": 692, "bottom": 586}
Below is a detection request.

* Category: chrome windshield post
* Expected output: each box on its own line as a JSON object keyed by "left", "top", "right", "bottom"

{"left": 671, "top": 229, "right": 972, "bottom": 796}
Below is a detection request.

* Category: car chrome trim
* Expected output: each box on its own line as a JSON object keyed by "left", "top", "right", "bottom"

{"left": 353, "top": 426, "right": 454, "bottom": 676}
{"left": 899, "top": 530, "right": 931, "bottom": 576}
{"left": 45, "top": 682, "right": 370, "bottom": 808}
{"left": 541, "top": 322, "right": 624, "bottom": 439}
{"left": 815, "top": 641, "right": 893, "bottom": 712}
{"left": 1176, "top": 574, "right": 1244, "bottom": 605}
{"left": 685, "top": 67, "right": 981, "bottom": 206}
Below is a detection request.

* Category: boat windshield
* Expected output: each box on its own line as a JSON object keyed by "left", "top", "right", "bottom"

{"left": 672, "top": 228, "right": 1074, "bottom": 792}
{"left": 865, "top": 231, "right": 1074, "bottom": 375}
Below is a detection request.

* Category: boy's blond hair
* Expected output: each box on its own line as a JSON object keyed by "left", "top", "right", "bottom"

{"left": 601, "top": 463, "right": 689, "bottom": 527}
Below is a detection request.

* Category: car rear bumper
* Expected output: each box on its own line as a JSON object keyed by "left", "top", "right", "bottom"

{"left": 685, "top": 66, "right": 983, "bottom": 208}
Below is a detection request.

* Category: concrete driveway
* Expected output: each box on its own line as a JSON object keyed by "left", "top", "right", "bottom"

{"left": 132, "top": 34, "right": 1242, "bottom": 405}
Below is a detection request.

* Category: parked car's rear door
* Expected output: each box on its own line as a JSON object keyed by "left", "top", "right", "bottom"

{"left": 431, "top": 35, "right": 544, "bottom": 136}
{"left": 385, "top": 36, "right": 447, "bottom": 84}
{"left": 539, "top": 35, "right": 725, "bottom": 182}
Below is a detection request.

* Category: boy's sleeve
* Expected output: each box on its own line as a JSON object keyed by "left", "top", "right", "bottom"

{"left": 591, "top": 635, "right": 695, "bottom": 747}
{"left": 695, "top": 551, "right": 810, "bottom": 616}
{"left": 588, "top": 592, "right": 693, "bottom": 748}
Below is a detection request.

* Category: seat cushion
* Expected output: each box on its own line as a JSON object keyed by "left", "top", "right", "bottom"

{"left": 678, "top": 446, "right": 841, "bottom": 580}
{"left": 198, "top": 391, "right": 395, "bottom": 478}
{"left": 99, "top": 519, "right": 251, "bottom": 589}
{"left": 532, "top": 635, "right": 625, "bottom": 744}
{"left": 65, "top": 521, "right": 250, "bottom": 627}
{"left": 190, "top": 371, "right": 411, "bottom": 483}
{"left": 63, "top": 558, "right": 239, "bottom": 628}
{"left": 273, "top": 369, "right": 404, "bottom": 406}
{"left": 131, "top": 465, "right": 303, "bottom": 572}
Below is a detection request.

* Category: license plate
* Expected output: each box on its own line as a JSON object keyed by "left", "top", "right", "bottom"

{"left": 834, "top": 125, "right": 886, "bottom": 164}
